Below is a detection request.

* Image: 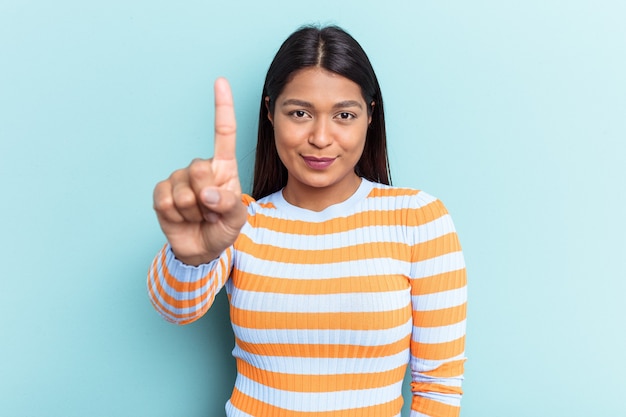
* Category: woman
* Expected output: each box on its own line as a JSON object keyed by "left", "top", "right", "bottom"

{"left": 149, "top": 25, "right": 467, "bottom": 417}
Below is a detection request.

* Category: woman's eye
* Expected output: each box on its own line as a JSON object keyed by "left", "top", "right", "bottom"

{"left": 337, "top": 112, "right": 355, "bottom": 120}
{"left": 291, "top": 110, "right": 308, "bottom": 118}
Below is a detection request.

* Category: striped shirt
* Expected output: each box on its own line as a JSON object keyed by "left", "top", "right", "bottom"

{"left": 148, "top": 179, "right": 467, "bottom": 417}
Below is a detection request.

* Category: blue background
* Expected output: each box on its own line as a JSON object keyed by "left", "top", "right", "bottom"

{"left": 1, "top": 1, "right": 625, "bottom": 416}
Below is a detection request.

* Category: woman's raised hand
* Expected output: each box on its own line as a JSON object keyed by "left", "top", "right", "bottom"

{"left": 153, "top": 78, "right": 247, "bottom": 266}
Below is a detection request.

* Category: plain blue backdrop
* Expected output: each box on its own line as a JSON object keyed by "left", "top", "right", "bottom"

{"left": 1, "top": 1, "right": 625, "bottom": 416}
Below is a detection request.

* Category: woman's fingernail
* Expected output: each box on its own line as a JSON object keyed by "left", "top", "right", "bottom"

{"left": 202, "top": 189, "right": 220, "bottom": 204}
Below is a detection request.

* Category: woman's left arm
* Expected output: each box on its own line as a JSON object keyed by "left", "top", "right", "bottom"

{"left": 408, "top": 193, "right": 467, "bottom": 417}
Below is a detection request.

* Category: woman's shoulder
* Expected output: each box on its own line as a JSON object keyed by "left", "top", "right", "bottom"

{"left": 365, "top": 180, "right": 446, "bottom": 212}
{"left": 241, "top": 191, "right": 281, "bottom": 213}
{"left": 368, "top": 183, "right": 450, "bottom": 231}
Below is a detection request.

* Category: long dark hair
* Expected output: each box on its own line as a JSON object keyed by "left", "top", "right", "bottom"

{"left": 251, "top": 25, "right": 390, "bottom": 200}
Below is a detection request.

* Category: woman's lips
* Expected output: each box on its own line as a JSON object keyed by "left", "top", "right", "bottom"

{"left": 302, "top": 156, "right": 336, "bottom": 170}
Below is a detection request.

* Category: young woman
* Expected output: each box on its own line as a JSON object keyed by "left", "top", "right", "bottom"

{"left": 149, "top": 25, "right": 467, "bottom": 417}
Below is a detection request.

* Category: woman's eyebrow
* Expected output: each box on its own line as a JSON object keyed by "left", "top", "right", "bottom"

{"left": 281, "top": 99, "right": 363, "bottom": 109}
{"left": 333, "top": 100, "right": 363, "bottom": 110}
{"left": 281, "top": 99, "right": 313, "bottom": 108}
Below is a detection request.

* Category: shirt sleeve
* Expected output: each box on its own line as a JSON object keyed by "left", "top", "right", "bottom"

{"left": 408, "top": 193, "right": 467, "bottom": 417}
{"left": 146, "top": 244, "right": 234, "bottom": 325}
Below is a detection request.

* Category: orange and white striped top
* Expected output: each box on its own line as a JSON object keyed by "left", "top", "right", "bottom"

{"left": 148, "top": 179, "right": 467, "bottom": 417}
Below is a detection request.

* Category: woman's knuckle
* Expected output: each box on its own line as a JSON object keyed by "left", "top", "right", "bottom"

{"left": 174, "top": 188, "right": 196, "bottom": 209}
{"left": 154, "top": 194, "right": 173, "bottom": 213}
{"left": 188, "top": 159, "right": 211, "bottom": 180}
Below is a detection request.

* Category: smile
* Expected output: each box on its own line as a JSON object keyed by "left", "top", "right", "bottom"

{"left": 302, "top": 156, "right": 336, "bottom": 170}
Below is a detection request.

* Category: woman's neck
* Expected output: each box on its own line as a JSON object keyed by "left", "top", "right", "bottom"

{"left": 282, "top": 175, "right": 362, "bottom": 212}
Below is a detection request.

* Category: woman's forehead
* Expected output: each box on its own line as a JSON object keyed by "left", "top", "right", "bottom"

{"left": 278, "top": 67, "right": 365, "bottom": 105}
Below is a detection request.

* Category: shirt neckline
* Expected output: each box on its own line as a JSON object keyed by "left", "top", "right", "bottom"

{"left": 270, "top": 178, "right": 374, "bottom": 221}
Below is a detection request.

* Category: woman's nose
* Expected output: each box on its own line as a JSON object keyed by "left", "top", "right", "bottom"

{"left": 308, "top": 119, "right": 333, "bottom": 148}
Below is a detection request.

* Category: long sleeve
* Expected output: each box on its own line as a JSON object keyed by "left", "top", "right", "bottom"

{"left": 147, "top": 244, "right": 234, "bottom": 325}
{"left": 408, "top": 194, "right": 467, "bottom": 417}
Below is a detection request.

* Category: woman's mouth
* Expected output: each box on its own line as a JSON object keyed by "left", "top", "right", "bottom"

{"left": 302, "top": 156, "right": 336, "bottom": 170}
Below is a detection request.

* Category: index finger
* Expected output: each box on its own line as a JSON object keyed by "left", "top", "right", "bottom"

{"left": 213, "top": 77, "right": 237, "bottom": 160}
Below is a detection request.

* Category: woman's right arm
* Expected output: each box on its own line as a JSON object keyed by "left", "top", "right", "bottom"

{"left": 147, "top": 243, "right": 234, "bottom": 324}
{"left": 147, "top": 78, "right": 247, "bottom": 324}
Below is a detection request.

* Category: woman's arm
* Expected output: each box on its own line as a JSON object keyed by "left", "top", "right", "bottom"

{"left": 409, "top": 193, "right": 467, "bottom": 417}
{"left": 147, "top": 244, "right": 234, "bottom": 325}
{"left": 147, "top": 78, "right": 246, "bottom": 324}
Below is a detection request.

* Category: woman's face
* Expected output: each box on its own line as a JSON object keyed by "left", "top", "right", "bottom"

{"left": 268, "top": 67, "right": 371, "bottom": 206}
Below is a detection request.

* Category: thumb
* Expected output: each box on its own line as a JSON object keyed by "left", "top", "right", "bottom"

{"left": 199, "top": 187, "right": 247, "bottom": 227}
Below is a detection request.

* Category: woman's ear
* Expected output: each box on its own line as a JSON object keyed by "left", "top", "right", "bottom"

{"left": 265, "top": 96, "right": 273, "bottom": 125}
{"left": 369, "top": 100, "right": 375, "bottom": 125}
